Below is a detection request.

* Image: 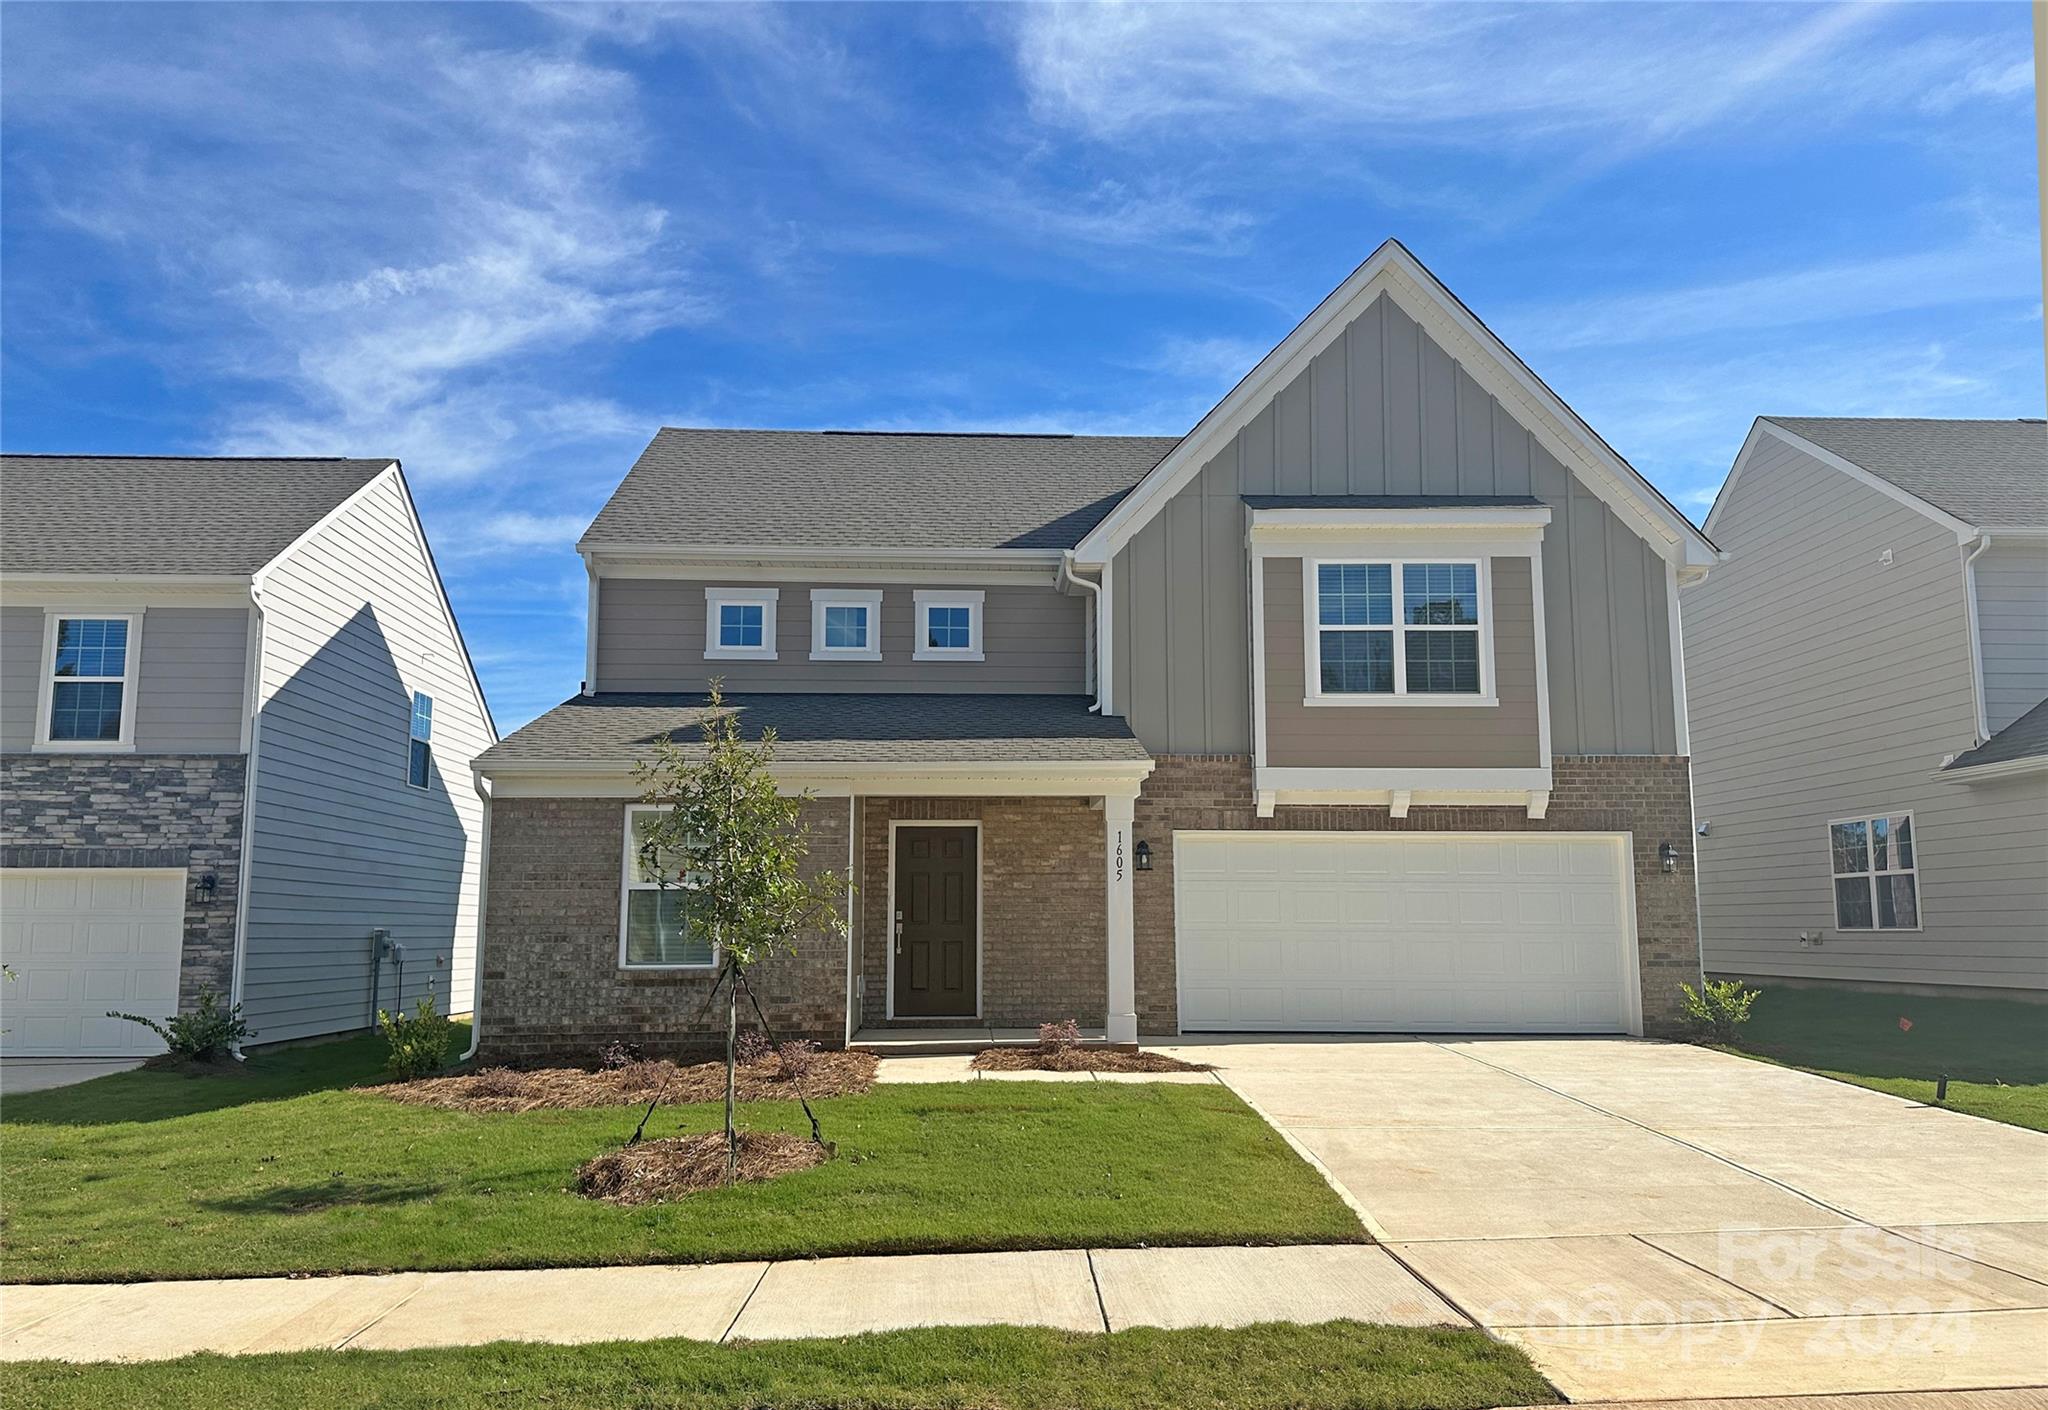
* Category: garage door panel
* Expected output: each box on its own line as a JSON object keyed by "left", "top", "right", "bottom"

{"left": 1, "top": 869, "right": 185, "bottom": 1057}
{"left": 1175, "top": 834, "right": 1634, "bottom": 1035}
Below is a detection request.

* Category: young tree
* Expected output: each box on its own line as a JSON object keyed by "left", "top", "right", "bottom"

{"left": 633, "top": 683, "right": 848, "bottom": 1179}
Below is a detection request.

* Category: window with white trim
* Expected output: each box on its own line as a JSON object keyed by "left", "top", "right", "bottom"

{"left": 621, "top": 806, "right": 714, "bottom": 968}
{"left": 913, "top": 589, "right": 985, "bottom": 661}
{"left": 1829, "top": 813, "right": 1919, "bottom": 930}
{"left": 1310, "top": 560, "right": 1486, "bottom": 700}
{"left": 809, "top": 589, "right": 883, "bottom": 661}
{"left": 42, "top": 614, "right": 139, "bottom": 745}
{"left": 703, "top": 587, "right": 778, "bottom": 661}
{"left": 407, "top": 692, "right": 434, "bottom": 789}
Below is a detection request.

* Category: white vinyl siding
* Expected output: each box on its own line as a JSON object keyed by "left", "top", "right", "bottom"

{"left": 1974, "top": 541, "right": 2048, "bottom": 736}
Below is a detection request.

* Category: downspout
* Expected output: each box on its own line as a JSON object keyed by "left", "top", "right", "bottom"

{"left": 461, "top": 772, "right": 493, "bottom": 1062}
{"left": 1962, "top": 533, "right": 1993, "bottom": 744}
{"left": 226, "top": 586, "right": 266, "bottom": 1060}
{"left": 1059, "top": 550, "right": 1104, "bottom": 712}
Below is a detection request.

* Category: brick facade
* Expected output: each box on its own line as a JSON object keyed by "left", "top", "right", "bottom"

{"left": 476, "top": 796, "right": 852, "bottom": 1063}
{"left": 0, "top": 754, "right": 247, "bottom": 1008}
{"left": 1132, "top": 754, "right": 1703, "bottom": 1037}
{"left": 856, "top": 797, "right": 1107, "bottom": 1030}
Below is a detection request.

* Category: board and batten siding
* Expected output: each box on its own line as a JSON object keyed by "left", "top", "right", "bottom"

{"left": 1974, "top": 541, "right": 2048, "bottom": 736}
{"left": 595, "top": 578, "right": 1085, "bottom": 694}
{"left": 1688, "top": 434, "right": 2048, "bottom": 993}
{"left": 0, "top": 603, "right": 248, "bottom": 754}
{"left": 1262, "top": 555, "right": 1542, "bottom": 769}
{"left": 1109, "top": 290, "right": 1678, "bottom": 758}
{"left": 242, "top": 471, "right": 493, "bottom": 1042}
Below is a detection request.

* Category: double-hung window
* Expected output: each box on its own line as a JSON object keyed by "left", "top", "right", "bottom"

{"left": 39, "top": 612, "right": 140, "bottom": 748}
{"left": 913, "top": 589, "right": 985, "bottom": 661}
{"left": 1829, "top": 813, "right": 1920, "bottom": 930}
{"left": 704, "top": 587, "right": 779, "bottom": 661}
{"left": 620, "top": 806, "right": 714, "bottom": 968}
{"left": 407, "top": 692, "right": 434, "bottom": 789}
{"left": 809, "top": 589, "right": 884, "bottom": 661}
{"left": 1309, "top": 561, "right": 1488, "bottom": 702}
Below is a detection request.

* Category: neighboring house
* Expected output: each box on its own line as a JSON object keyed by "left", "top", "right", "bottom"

{"left": 473, "top": 240, "right": 1719, "bottom": 1061}
{"left": 0, "top": 456, "right": 496, "bottom": 1057}
{"left": 1689, "top": 418, "right": 2048, "bottom": 998}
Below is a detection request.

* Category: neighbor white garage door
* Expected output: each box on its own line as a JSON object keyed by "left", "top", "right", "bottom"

{"left": 1175, "top": 833, "right": 1638, "bottom": 1034}
{"left": 0, "top": 869, "right": 186, "bottom": 1057}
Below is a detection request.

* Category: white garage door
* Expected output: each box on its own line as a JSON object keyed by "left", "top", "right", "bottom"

{"left": 0, "top": 870, "right": 186, "bottom": 1057}
{"left": 1175, "top": 833, "right": 1637, "bottom": 1034}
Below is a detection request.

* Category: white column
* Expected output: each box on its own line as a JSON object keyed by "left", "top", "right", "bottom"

{"left": 1104, "top": 791, "right": 1138, "bottom": 1044}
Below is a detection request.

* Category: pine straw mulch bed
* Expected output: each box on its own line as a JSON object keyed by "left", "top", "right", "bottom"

{"left": 368, "top": 1051, "right": 877, "bottom": 1114}
{"left": 971, "top": 1046, "right": 1212, "bottom": 1073}
{"left": 577, "top": 1131, "right": 830, "bottom": 1205}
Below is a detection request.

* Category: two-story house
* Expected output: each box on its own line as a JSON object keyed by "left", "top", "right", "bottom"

{"left": 1689, "top": 418, "right": 2048, "bottom": 998}
{"left": 0, "top": 456, "right": 496, "bottom": 1058}
{"left": 471, "top": 240, "right": 1720, "bottom": 1059}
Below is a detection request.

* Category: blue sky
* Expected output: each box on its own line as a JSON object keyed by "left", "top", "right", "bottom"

{"left": 4, "top": 2, "right": 2039, "bottom": 729}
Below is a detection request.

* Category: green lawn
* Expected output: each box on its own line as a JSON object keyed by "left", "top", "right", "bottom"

{"left": 1726, "top": 983, "right": 2048, "bottom": 1132}
{"left": 1, "top": 1029, "right": 1362, "bottom": 1283}
{"left": 0, "top": 1322, "right": 1557, "bottom": 1410}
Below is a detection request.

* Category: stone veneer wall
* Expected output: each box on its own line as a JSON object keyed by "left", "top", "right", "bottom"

{"left": 1132, "top": 755, "right": 1703, "bottom": 1038}
{"left": 0, "top": 755, "right": 247, "bottom": 1007}
{"left": 856, "top": 797, "right": 1108, "bottom": 1031}
{"left": 477, "top": 795, "right": 851, "bottom": 1062}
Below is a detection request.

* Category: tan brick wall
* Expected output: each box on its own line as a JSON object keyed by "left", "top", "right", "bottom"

{"left": 857, "top": 797, "right": 1107, "bottom": 1030}
{"left": 1133, "top": 755, "right": 1703, "bottom": 1038}
{"left": 477, "top": 795, "right": 851, "bottom": 1063}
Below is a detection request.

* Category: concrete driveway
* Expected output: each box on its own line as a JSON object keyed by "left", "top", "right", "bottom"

{"left": 1157, "top": 1036, "right": 2048, "bottom": 1402}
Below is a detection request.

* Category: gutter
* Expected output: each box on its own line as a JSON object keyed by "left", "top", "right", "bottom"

{"left": 1057, "top": 551, "right": 1104, "bottom": 712}
{"left": 1962, "top": 533, "right": 1993, "bottom": 744}
{"left": 461, "top": 772, "right": 493, "bottom": 1062}
{"left": 226, "top": 584, "right": 265, "bottom": 1059}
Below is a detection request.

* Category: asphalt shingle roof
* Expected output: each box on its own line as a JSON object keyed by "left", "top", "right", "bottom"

{"left": 478, "top": 692, "right": 1151, "bottom": 770}
{"left": 580, "top": 429, "right": 1178, "bottom": 552}
{"left": 1763, "top": 418, "right": 2047, "bottom": 528}
{"left": 1943, "top": 697, "right": 2048, "bottom": 773}
{"left": 0, "top": 455, "right": 395, "bottom": 575}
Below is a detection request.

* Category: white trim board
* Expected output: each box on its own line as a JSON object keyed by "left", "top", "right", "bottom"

{"left": 884, "top": 818, "right": 984, "bottom": 1023}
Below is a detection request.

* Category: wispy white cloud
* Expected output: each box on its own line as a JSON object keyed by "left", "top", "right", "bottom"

{"left": 1130, "top": 334, "right": 1269, "bottom": 385}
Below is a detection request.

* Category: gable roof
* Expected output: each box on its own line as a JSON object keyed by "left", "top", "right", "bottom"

{"left": 580, "top": 429, "right": 1175, "bottom": 555}
{"left": 1070, "top": 239, "right": 1718, "bottom": 570}
{"left": 0, "top": 455, "right": 396, "bottom": 576}
{"left": 1758, "top": 418, "right": 2047, "bottom": 530}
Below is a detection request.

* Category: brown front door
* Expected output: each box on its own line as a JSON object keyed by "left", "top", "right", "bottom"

{"left": 893, "top": 826, "right": 977, "bottom": 1018}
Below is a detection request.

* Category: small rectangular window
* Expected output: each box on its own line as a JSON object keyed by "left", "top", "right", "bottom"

{"left": 1829, "top": 813, "right": 1919, "bottom": 930}
{"left": 704, "top": 588, "right": 779, "bottom": 660}
{"left": 1310, "top": 560, "right": 1487, "bottom": 701}
{"left": 810, "top": 589, "right": 884, "bottom": 660}
{"left": 42, "top": 614, "right": 137, "bottom": 746}
{"left": 621, "top": 807, "right": 715, "bottom": 968}
{"left": 913, "top": 590, "right": 985, "bottom": 661}
{"left": 407, "top": 691, "right": 433, "bottom": 789}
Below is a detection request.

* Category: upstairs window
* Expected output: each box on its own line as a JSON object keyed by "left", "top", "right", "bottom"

{"left": 40, "top": 613, "right": 139, "bottom": 747}
{"left": 913, "top": 589, "right": 985, "bottom": 661}
{"left": 407, "top": 692, "right": 434, "bottom": 789}
{"left": 1830, "top": 814, "right": 1919, "bottom": 930}
{"left": 809, "top": 589, "right": 884, "bottom": 661}
{"left": 620, "top": 806, "right": 714, "bottom": 968}
{"left": 703, "top": 587, "right": 779, "bottom": 661}
{"left": 1310, "top": 561, "right": 1488, "bottom": 702}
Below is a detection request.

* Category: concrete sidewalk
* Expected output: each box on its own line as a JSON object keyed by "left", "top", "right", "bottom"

{"left": 0, "top": 1243, "right": 1458, "bottom": 1363}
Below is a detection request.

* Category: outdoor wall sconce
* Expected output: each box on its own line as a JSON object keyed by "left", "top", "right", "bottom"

{"left": 1658, "top": 842, "right": 1679, "bottom": 874}
{"left": 194, "top": 872, "right": 219, "bottom": 901}
{"left": 1133, "top": 840, "right": 1153, "bottom": 872}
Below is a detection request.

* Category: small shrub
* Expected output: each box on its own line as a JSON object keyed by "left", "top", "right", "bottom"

{"left": 597, "top": 1040, "right": 644, "bottom": 1070}
{"left": 736, "top": 1029, "right": 772, "bottom": 1065}
{"left": 1681, "top": 978, "right": 1761, "bottom": 1045}
{"left": 108, "top": 984, "right": 251, "bottom": 1062}
{"left": 469, "top": 1067, "right": 528, "bottom": 1098}
{"left": 776, "top": 1038, "right": 818, "bottom": 1082}
{"left": 1038, "top": 1019, "right": 1084, "bottom": 1054}
{"left": 378, "top": 986, "right": 453, "bottom": 1081}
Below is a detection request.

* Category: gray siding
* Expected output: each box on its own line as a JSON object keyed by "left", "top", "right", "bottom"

{"left": 1689, "top": 434, "right": 2048, "bottom": 993}
{"left": 595, "top": 579, "right": 1085, "bottom": 694}
{"left": 242, "top": 473, "right": 493, "bottom": 1042}
{"left": 1262, "top": 555, "right": 1541, "bottom": 769}
{"left": 1110, "top": 291, "right": 1677, "bottom": 756}
{"left": 1975, "top": 541, "right": 2048, "bottom": 735}
{"left": 0, "top": 602, "right": 248, "bottom": 753}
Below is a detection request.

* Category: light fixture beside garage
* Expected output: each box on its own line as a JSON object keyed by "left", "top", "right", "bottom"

{"left": 1659, "top": 842, "right": 1679, "bottom": 874}
{"left": 1133, "top": 840, "right": 1153, "bottom": 871}
{"left": 194, "top": 872, "right": 219, "bottom": 902}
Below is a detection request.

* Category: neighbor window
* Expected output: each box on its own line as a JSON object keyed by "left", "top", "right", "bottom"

{"left": 41, "top": 613, "right": 139, "bottom": 746}
{"left": 913, "top": 589, "right": 985, "bottom": 661}
{"left": 809, "top": 589, "right": 883, "bottom": 661}
{"left": 620, "top": 806, "right": 714, "bottom": 968}
{"left": 1311, "top": 561, "right": 1485, "bottom": 700}
{"left": 703, "top": 587, "right": 779, "bottom": 660}
{"left": 407, "top": 692, "right": 434, "bottom": 789}
{"left": 1829, "top": 813, "right": 1920, "bottom": 930}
